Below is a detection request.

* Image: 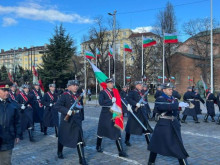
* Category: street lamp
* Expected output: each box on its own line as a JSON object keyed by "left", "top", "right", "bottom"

{"left": 108, "top": 10, "right": 117, "bottom": 84}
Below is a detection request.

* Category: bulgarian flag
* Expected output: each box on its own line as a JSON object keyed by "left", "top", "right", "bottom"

{"left": 96, "top": 48, "right": 101, "bottom": 58}
{"left": 124, "top": 43, "right": 132, "bottom": 52}
{"left": 32, "top": 66, "right": 45, "bottom": 92}
{"left": 164, "top": 33, "right": 178, "bottom": 43}
{"left": 85, "top": 51, "right": 95, "bottom": 59}
{"left": 143, "top": 38, "right": 157, "bottom": 48}
{"left": 158, "top": 76, "right": 162, "bottom": 81}
{"left": 188, "top": 76, "right": 193, "bottom": 82}
{"left": 87, "top": 59, "right": 124, "bottom": 130}
{"left": 108, "top": 46, "right": 113, "bottom": 57}
{"left": 164, "top": 76, "right": 168, "bottom": 81}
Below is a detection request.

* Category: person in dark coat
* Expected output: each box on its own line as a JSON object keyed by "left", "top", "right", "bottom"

{"left": 181, "top": 86, "right": 199, "bottom": 123}
{"left": 172, "top": 87, "right": 181, "bottom": 120}
{"left": 16, "top": 84, "right": 35, "bottom": 142}
{"left": 30, "top": 82, "right": 44, "bottom": 132}
{"left": 96, "top": 78, "right": 127, "bottom": 157}
{"left": 54, "top": 80, "right": 87, "bottom": 165}
{"left": 0, "top": 81, "right": 21, "bottom": 165}
{"left": 216, "top": 92, "right": 220, "bottom": 124}
{"left": 9, "top": 84, "right": 17, "bottom": 101}
{"left": 120, "top": 85, "right": 128, "bottom": 116}
{"left": 204, "top": 88, "right": 217, "bottom": 122}
{"left": 148, "top": 83, "right": 189, "bottom": 165}
{"left": 42, "top": 84, "right": 58, "bottom": 136}
{"left": 124, "top": 81, "right": 153, "bottom": 147}
{"left": 193, "top": 88, "right": 205, "bottom": 115}
{"left": 142, "top": 84, "right": 151, "bottom": 119}
{"left": 150, "top": 85, "right": 163, "bottom": 121}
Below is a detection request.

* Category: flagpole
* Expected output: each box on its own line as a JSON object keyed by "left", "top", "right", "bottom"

{"left": 123, "top": 51, "right": 125, "bottom": 86}
{"left": 84, "top": 51, "right": 87, "bottom": 92}
{"left": 210, "top": 0, "right": 213, "bottom": 92}
{"left": 142, "top": 35, "right": 144, "bottom": 81}
{"left": 96, "top": 54, "right": 98, "bottom": 105}
{"left": 162, "top": 33, "right": 165, "bottom": 83}
{"left": 109, "top": 56, "right": 110, "bottom": 78}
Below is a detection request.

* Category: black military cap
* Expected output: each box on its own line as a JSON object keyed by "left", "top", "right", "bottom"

{"left": 0, "top": 81, "right": 12, "bottom": 91}
{"left": 49, "top": 84, "right": 56, "bottom": 87}
{"left": 33, "top": 82, "right": 40, "bottom": 86}
{"left": 105, "top": 78, "right": 114, "bottom": 83}
{"left": 134, "top": 81, "right": 143, "bottom": 85}
{"left": 67, "top": 80, "right": 79, "bottom": 87}
{"left": 162, "top": 83, "right": 174, "bottom": 89}
{"left": 21, "top": 84, "right": 30, "bottom": 89}
{"left": 11, "top": 84, "right": 17, "bottom": 88}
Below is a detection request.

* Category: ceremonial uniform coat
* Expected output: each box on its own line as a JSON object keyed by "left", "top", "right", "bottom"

{"left": 206, "top": 92, "right": 217, "bottom": 116}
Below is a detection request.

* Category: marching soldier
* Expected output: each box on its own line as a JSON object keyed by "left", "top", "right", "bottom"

{"left": 124, "top": 81, "right": 153, "bottom": 147}
{"left": 96, "top": 78, "right": 127, "bottom": 157}
{"left": 42, "top": 84, "right": 58, "bottom": 136}
{"left": 204, "top": 88, "right": 217, "bottom": 122}
{"left": 181, "top": 87, "right": 199, "bottom": 123}
{"left": 54, "top": 80, "right": 87, "bottom": 165}
{"left": 216, "top": 92, "right": 220, "bottom": 124}
{"left": 120, "top": 85, "right": 128, "bottom": 116}
{"left": 9, "top": 84, "right": 17, "bottom": 101}
{"left": 16, "top": 84, "right": 35, "bottom": 142}
{"left": 30, "top": 83, "right": 44, "bottom": 132}
{"left": 172, "top": 86, "right": 181, "bottom": 120}
{"left": 0, "top": 81, "right": 21, "bottom": 165}
{"left": 193, "top": 88, "right": 205, "bottom": 116}
{"left": 151, "top": 85, "right": 163, "bottom": 121}
{"left": 148, "top": 83, "right": 189, "bottom": 165}
{"left": 142, "top": 84, "right": 151, "bottom": 119}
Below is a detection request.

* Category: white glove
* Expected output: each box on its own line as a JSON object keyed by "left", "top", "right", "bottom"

{"left": 127, "top": 104, "right": 132, "bottom": 112}
{"left": 21, "top": 104, "right": 25, "bottom": 110}
{"left": 112, "top": 97, "right": 116, "bottom": 103}
{"left": 49, "top": 103, "right": 53, "bottom": 107}
{"left": 179, "top": 102, "right": 189, "bottom": 108}
{"left": 136, "top": 103, "right": 141, "bottom": 108}
{"left": 74, "top": 110, "right": 80, "bottom": 114}
{"left": 37, "top": 96, "right": 40, "bottom": 99}
{"left": 67, "top": 110, "right": 72, "bottom": 116}
{"left": 141, "top": 104, "right": 145, "bottom": 107}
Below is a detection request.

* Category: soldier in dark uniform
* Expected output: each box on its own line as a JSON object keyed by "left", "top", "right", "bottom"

{"left": 193, "top": 88, "right": 205, "bottom": 116}
{"left": 120, "top": 85, "right": 128, "bottom": 116}
{"left": 16, "top": 84, "right": 35, "bottom": 142}
{"left": 124, "top": 81, "right": 153, "bottom": 147}
{"left": 96, "top": 78, "right": 127, "bottom": 157}
{"left": 30, "top": 82, "right": 44, "bottom": 132}
{"left": 181, "top": 87, "right": 199, "bottom": 123}
{"left": 148, "top": 83, "right": 189, "bottom": 165}
{"left": 0, "top": 81, "right": 21, "bottom": 165}
{"left": 204, "top": 88, "right": 217, "bottom": 122}
{"left": 150, "top": 85, "right": 163, "bottom": 121}
{"left": 42, "top": 84, "right": 58, "bottom": 136}
{"left": 216, "top": 92, "right": 220, "bottom": 124}
{"left": 54, "top": 80, "right": 87, "bottom": 165}
{"left": 9, "top": 84, "right": 17, "bottom": 101}
{"left": 172, "top": 86, "right": 181, "bottom": 120}
{"left": 142, "top": 84, "right": 151, "bottom": 119}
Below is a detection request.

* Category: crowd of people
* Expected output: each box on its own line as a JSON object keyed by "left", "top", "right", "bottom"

{"left": 0, "top": 78, "right": 220, "bottom": 165}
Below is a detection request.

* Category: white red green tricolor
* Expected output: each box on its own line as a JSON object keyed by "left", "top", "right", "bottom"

{"left": 108, "top": 47, "right": 113, "bottom": 57}
{"left": 164, "top": 33, "right": 178, "bottom": 43}
{"left": 87, "top": 59, "right": 124, "bottom": 130}
{"left": 143, "top": 38, "right": 157, "bottom": 48}
{"left": 85, "top": 51, "right": 95, "bottom": 59}
{"left": 124, "top": 43, "right": 132, "bottom": 52}
{"left": 96, "top": 48, "right": 101, "bottom": 58}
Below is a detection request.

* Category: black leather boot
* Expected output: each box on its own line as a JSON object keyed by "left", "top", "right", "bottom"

{"left": 77, "top": 143, "right": 87, "bottom": 165}
{"left": 148, "top": 152, "right": 157, "bottom": 165}
{"left": 96, "top": 137, "right": 103, "bottom": 152}
{"left": 125, "top": 133, "right": 131, "bottom": 146}
{"left": 40, "top": 123, "right": 44, "bottom": 132}
{"left": 57, "top": 141, "right": 64, "bottom": 159}
{"left": 193, "top": 116, "right": 200, "bottom": 123}
{"left": 20, "top": 132, "right": 24, "bottom": 140}
{"left": 145, "top": 133, "right": 151, "bottom": 145}
{"left": 116, "top": 139, "right": 128, "bottom": 157}
{"left": 204, "top": 114, "right": 209, "bottom": 122}
{"left": 44, "top": 127, "right": 48, "bottom": 135}
{"left": 178, "top": 159, "right": 189, "bottom": 165}
{"left": 28, "top": 129, "right": 35, "bottom": 142}
{"left": 181, "top": 115, "right": 187, "bottom": 123}
{"left": 211, "top": 116, "right": 215, "bottom": 122}
{"left": 55, "top": 127, "right": 58, "bottom": 137}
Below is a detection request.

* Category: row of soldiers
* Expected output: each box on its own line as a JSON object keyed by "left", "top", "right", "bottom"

{"left": 2, "top": 77, "right": 215, "bottom": 165}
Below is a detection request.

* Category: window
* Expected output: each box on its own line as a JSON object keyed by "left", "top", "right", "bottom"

{"left": 25, "top": 58, "right": 28, "bottom": 61}
{"left": 35, "top": 57, "right": 38, "bottom": 61}
{"left": 123, "top": 32, "right": 126, "bottom": 36}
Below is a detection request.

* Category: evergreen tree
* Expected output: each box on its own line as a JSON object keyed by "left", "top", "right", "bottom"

{"left": 0, "top": 65, "right": 9, "bottom": 81}
{"left": 39, "top": 24, "right": 76, "bottom": 89}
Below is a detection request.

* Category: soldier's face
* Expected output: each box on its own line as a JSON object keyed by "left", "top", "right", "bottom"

{"left": 34, "top": 85, "right": 40, "bottom": 90}
{"left": 107, "top": 82, "right": 114, "bottom": 89}
{"left": 49, "top": 87, "right": 55, "bottom": 92}
{"left": 0, "top": 89, "right": 9, "bottom": 100}
{"left": 23, "top": 88, "right": 29, "bottom": 93}
{"left": 10, "top": 86, "right": 16, "bottom": 92}
{"left": 163, "top": 88, "right": 173, "bottom": 96}
{"left": 68, "top": 85, "right": 79, "bottom": 93}
{"left": 136, "top": 84, "right": 143, "bottom": 91}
